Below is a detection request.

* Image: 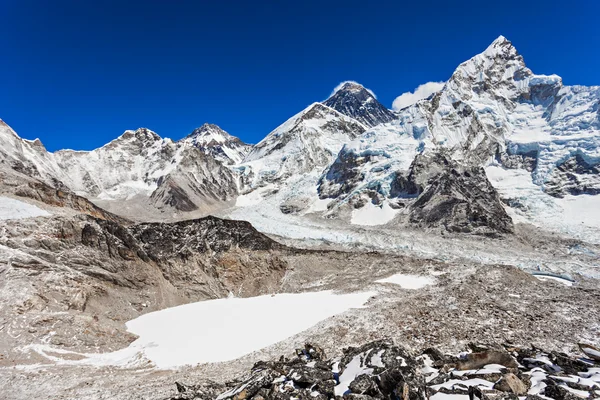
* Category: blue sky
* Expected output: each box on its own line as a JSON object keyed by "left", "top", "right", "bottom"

{"left": 1, "top": 0, "right": 598, "bottom": 151}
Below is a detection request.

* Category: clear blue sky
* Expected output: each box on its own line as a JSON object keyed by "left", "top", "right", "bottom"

{"left": 1, "top": 0, "right": 598, "bottom": 151}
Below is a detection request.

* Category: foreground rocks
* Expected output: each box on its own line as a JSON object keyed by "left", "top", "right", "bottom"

{"left": 171, "top": 340, "right": 600, "bottom": 400}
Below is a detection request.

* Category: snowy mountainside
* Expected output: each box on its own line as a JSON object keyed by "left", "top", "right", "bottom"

{"left": 238, "top": 102, "right": 366, "bottom": 192}
{"left": 308, "top": 36, "right": 600, "bottom": 238}
{"left": 0, "top": 119, "right": 70, "bottom": 188}
{"left": 180, "top": 123, "right": 251, "bottom": 165}
{"left": 53, "top": 128, "right": 239, "bottom": 215}
{"left": 0, "top": 122, "right": 238, "bottom": 218}
{"left": 1, "top": 35, "right": 599, "bottom": 240}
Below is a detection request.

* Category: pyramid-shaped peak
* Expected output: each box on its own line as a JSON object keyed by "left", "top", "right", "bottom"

{"left": 186, "top": 123, "right": 233, "bottom": 142}
{"left": 483, "top": 35, "right": 518, "bottom": 57}
{"left": 192, "top": 123, "right": 226, "bottom": 135}
{"left": 324, "top": 82, "right": 395, "bottom": 128}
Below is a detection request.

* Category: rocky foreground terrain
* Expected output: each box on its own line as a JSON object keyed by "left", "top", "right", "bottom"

{"left": 172, "top": 340, "right": 600, "bottom": 400}
{"left": 1, "top": 196, "right": 599, "bottom": 399}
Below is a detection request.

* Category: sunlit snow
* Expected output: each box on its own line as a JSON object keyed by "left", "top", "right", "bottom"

{"left": 0, "top": 196, "right": 50, "bottom": 220}
{"left": 25, "top": 290, "right": 376, "bottom": 369}
{"left": 128, "top": 290, "right": 375, "bottom": 368}
{"left": 375, "top": 273, "right": 434, "bottom": 289}
{"left": 533, "top": 275, "right": 574, "bottom": 286}
{"left": 351, "top": 202, "right": 399, "bottom": 226}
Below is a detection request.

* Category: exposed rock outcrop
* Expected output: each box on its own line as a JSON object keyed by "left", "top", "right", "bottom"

{"left": 170, "top": 340, "right": 600, "bottom": 400}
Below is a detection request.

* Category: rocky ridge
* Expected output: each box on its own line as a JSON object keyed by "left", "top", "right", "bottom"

{"left": 170, "top": 340, "right": 600, "bottom": 400}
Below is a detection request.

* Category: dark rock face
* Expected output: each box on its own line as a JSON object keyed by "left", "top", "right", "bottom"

{"left": 497, "top": 149, "right": 538, "bottom": 172}
{"left": 151, "top": 176, "right": 199, "bottom": 212}
{"left": 391, "top": 153, "right": 514, "bottom": 235}
{"left": 545, "top": 153, "right": 600, "bottom": 197}
{"left": 171, "top": 340, "right": 600, "bottom": 400}
{"left": 75, "top": 215, "right": 287, "bottom": 297}
{"left": 148, "top": 146, "right": 238, "bottom": 213}
{"left": 409, "top": 166, "right": 513, "bottom": 235}
{"left": 130, "top": 216, "right": 283, "bottom": 261}
{"left": 323, "top": 82, "right": 396, "bottom": 128}
{"left": 318, "top": 150, "right": 369, "bottom": 199}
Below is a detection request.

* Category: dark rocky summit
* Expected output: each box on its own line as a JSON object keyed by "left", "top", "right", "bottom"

{"left": 323, "top": 82, "right": 396, "bottom": 128}
{"left": 130, "top": 215, "right": 285, "bottom": 259}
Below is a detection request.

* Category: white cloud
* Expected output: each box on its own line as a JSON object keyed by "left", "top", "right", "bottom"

{"left": 392, "top": 82, "right": 445, "bottom": 111}
{"left": 329, "top": 81, "right": 377, "bottom": 99}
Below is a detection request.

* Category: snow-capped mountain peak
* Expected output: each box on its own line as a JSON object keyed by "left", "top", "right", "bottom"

{"left": 181, "top": 123, "right": 250, "bottom": 165}
{"left": 323, "top": 81, "right": 396, "bottom": 128}
{"left": 185, "top": 123, "right": 231, "bottom": 144}
{"left": 102, "top": 127, "right": 162, "bottom": 151}
{"left": 238, "top": 102, "right": 366, "bottom": 192}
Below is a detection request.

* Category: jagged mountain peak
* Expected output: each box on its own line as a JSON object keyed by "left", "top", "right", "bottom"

{"left": 453, "top": 35, "right": 525, "bottom": 79}
{"left": 182, "top": 123, "right": 250, "bottom": 165}
{"left": 106, "top": 127, "right": 162, "bottom": 149}
{"left": 185, "top": 123, "right": 235, "bottom": 144}
{"left": 487, "top": 35, "right": 511, "bottom": 49}
{"left": 323, "top": 81, "right": 395, "bottom": 128}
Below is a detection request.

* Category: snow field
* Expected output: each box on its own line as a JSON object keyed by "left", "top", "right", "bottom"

{"left": 125, "top": 290, "right": 376, "bottom": 368}
{"left": 0, "top": 196, "right": 50, "bottom": 220}
{"left": 375, "top": 273, "right": 435, "bottom": 289}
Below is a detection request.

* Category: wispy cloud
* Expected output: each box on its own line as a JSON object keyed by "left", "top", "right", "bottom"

{"left": 329, "top": 81, "right": 377, "bottom": 98}
{"left": 392, "top": 82, "right": 445, "bottom": 111}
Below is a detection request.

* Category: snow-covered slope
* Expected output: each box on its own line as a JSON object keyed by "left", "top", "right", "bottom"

{"left": 2, "top": 35, "right": 599, "bottom": 240}
{"left": 180, "top": 123, "right": 251, "bottom": 165}
{"left": 0, "top": 122, "right": 237, "bottom": 218}
{"left": 311, "top": 36, "right": 600, "bottom": 237}
{"left": 238, "top": 102, "right": 366, "bottom": 191}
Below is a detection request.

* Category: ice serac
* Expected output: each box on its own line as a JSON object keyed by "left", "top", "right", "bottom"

{"left": 317, "top": 35, "right": 600, "bottom": 235}
{"left": 323, "top": 81, "right": 396, "bottom": 128}
{"left": 180, "top": 123, "right": 251, "bottom": 165}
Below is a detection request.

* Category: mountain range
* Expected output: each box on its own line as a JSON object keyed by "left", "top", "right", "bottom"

{"left": 2, "top": 35, "right": 600, "bottom": 400}
{"left": 1, "top": 35, "right": 599, "bottom": 238}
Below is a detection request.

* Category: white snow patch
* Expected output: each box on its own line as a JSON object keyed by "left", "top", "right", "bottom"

{"left": 485, "top": 166, "right": 600, "bottom": 244}
{"left": 235, "top": 190, "right": 265, "bottom": 207}
{"left": 534, "top": 275, "right": 574, "bottom": 286}
{"left": 370, "top": 349, "right": 386, "bottom": 367}
{"left": 376, "top": 273, "right": 434, "bottom": 289}
{"left": 581, "top": 346, "right": 600, "bottom": 360}
{"left": 351, "top": 202, "right": 399, "bottom": 226}
{"left": 22, "top": 290, "right": 375, "bottom": 369}
{"left": 430, "top": 393, "right": 470, "bottom": 400}
{"left": 0, "top": 197, "right": 50, "bottom": 220}
{"left": 125, "top": 290, "right": 375, "bottom": 368}
{"left": 335, "top": 351, "right": 374, "bottom": 396}
{"left": 431, "top": 378, "right": 494, "bottom": 391}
